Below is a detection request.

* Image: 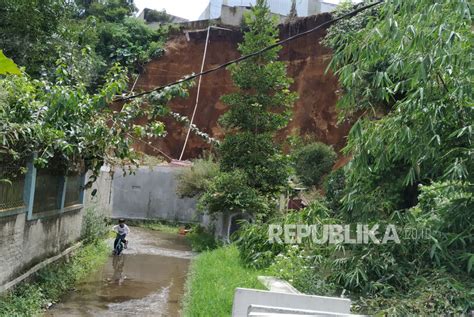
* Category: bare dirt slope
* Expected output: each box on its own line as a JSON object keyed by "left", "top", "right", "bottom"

{"left": 133, "top": 14, "right": 351, "bottom": 160}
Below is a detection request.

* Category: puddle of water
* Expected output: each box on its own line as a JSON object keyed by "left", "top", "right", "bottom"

{"left": 45, "top": 228, "right": 192, "bottom": 317}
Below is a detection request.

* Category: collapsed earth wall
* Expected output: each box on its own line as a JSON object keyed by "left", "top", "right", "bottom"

{"left": 133, "top": 14, "right": 350, "bottom": 160}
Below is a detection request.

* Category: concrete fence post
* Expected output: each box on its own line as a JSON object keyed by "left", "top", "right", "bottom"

{"left": 24, "top": 154, "right": 37, "bottom": 220}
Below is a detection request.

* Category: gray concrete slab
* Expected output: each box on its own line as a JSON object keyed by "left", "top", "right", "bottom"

{"left": 232, "top": 288, "right": 351, "bottom": 317}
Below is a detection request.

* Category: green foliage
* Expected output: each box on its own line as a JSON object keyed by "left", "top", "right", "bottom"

{"left": 0, "top": 0, "right": 167, "bottom": 81}
{"left": 143, "top": 9, "right": 173, "bottom": 23}
{"left": 176, "top": 157, "right": 220, "bottom": 198}
{"left": 182, "top": 245, "right": 265, "bottom": 317}
{"left": 0, "top": 241, "right": 108, "bottom": 316}
{"left": 0, "top": 51, "right": 21, "bottom": 75}
{"left": 236, "top": 200, "right": 332, "bottom": 269}
{"left": 198, "top": 170, "right": 269, "bottom": 215}
{"left": 323, "top": 168, "right": 346, "bottom": 212}
{"left": 186, "top": 225, "right": 221, "bottom": 252}
{"left": 355, "top": 270, "right": 474, "bottom": 315}
{"left": 77, "top": 0, "right": 137, "bottom": 22}
{"left": 219, "top": 132, "right": 291, "bottom": 194}
{"left": 407, "top": 181, "right": 474, "bottom": 274}
{"left": 0, "top": 0, "right": 68, "bottom": 75}
{"left": 81, "top": 208, "right": 109, "bottom": 243}
{"left": 235, "top": 178, "right": 473, "bottom": 313}
{"left": 0, "top": 62, "right": 192, "bottom": 178}
{"left": 324, "top": 0, "right": 473, "bottom": 220}
{"left": 235, "top": 220, "right": 287, "bottom": 269}
{"left": 203, "top": 0, "right": 297, "bottom": 217}
{"left": 267, "top": 244, "right": 337, "bottom": 296}
{"left": 95, "top": 17, "right": 166, "bottom": 71}
{"left": 292, "top": 142, "right": 337, "bottom": 187}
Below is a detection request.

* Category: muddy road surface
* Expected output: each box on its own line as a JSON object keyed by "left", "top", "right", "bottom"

{"left": 45, "top": 227, "right": 194, "bottom": 317}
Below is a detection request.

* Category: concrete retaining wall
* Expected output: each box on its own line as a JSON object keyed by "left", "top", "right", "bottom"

{"left": 83, "top": 166, "right": 114, "bottom": 217}
{"left": 0, "top": 208, "right": 83, "bottom": 288}
{"left": 0, "top": 168, "right": 112, "bottom": 291}
{"left": 112, "top": 166, "right": 200, "bottom": 223}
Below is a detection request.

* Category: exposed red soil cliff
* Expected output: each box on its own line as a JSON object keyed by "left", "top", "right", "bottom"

{"left": 133, "top": 13, "right": 351, "bottom": 160}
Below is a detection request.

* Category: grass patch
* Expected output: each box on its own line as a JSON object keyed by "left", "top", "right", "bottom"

{"left": 183, "top": 245, "right": 266, "bottom": 317}
{"left": 0, "top": 241, "right": 109, "bottom": 317}
{"left": 185, "top": 225, "right": 222, "bottom": 252}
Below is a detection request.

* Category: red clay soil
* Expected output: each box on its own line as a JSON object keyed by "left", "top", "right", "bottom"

{"left": 132, "top": 13, "right": 352, "bottom": 160}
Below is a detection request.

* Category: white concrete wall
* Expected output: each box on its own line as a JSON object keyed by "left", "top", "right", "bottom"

{"left": 201, "top": 0, "right": 335, "bottom": 20}
{"left": 111, "top": 165, "right": 200, "bottom": 223}
{"left": 220, "top": 5, "right": 286, "bottom": 26}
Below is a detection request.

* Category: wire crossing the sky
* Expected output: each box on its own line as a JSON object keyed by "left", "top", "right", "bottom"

{"left": 116, "top": 1, "right": 383, "bottom": 102}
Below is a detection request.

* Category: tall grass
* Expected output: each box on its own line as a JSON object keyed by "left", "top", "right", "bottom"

{"left": 182, "top": 245, "right": 265, "bottom": 317}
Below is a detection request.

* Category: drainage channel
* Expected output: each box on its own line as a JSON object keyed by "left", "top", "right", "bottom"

{"left": 45, "top": 227, "right": 195, "bottom": 317}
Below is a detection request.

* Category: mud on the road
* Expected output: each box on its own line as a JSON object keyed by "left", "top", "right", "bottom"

{"left": 45, "top": 227, "right": 195, "bottom": 317}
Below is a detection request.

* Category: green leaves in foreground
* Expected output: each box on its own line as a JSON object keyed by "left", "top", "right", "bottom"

{"left": 0, "top": 50, "right": 21, "bottom": 75}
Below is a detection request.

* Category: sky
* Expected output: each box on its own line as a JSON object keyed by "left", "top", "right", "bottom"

{"left": 134, "top": 0, "right": 342, "bottom": 21}
{"left": 134, "top": 0, "right": 210, "bottom": 20}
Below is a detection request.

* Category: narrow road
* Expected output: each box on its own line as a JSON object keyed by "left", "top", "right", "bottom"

{"left": 45, "top": 227, "right": 195, "bottom": 317}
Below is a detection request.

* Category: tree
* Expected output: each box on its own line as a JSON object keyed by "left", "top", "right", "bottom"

{"left": 287, "top": 0, "right": 298, "bottom": 22}
{"left": 200, "top": 0, "right": 297, "bottom": 216}
{"left": 0, "top": 0, "right": 68, "bottom": 75}
{"left": 220, "top": 0, "right": 297, "bottom": 194}
{"left": 324, "top": 0, "right": 473, "bottom": 276}
{"left": 0, "top": 62, "right": 193, "bottom": 180}
{"left": 324, "top": 0, "right": 473, "bottom": 221}
{"left": 143, "top": 9, "right": 173, "bottom": 24}
{"left": 0, "top": 0, "right": 165, "bottom": 84}
{"left": 75, "top": 0, "right": 136, "bottom": 22}
{"left": 292, "top": 142, "right": 337, "bottom": 187}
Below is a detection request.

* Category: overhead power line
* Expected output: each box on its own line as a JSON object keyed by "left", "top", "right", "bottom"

{"left": 116, "top": 0, "right": 383, "bottom": 102}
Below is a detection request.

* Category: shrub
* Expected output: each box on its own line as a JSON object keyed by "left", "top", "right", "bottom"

{"left": 292, "top": 142, "right": 337, "bottom": 187}
{"left": 236, "top": 199, "right": 332, "bottom": 269}
{"left": 81, "top": 208, "right": 109, "bottom": 244}
{"left": 235, "top": 220, "right": 287, "bottom": 269}
{"left": 198, "top": 170, "right": 269, "bottom": 216}
{"left": 96, "top": 17, "right": 166, "bottom": 70}
{"left": 267, "top": 245, "right": 338, "bottom": 296}
{"left": 186, "top": 225, "right": 221, "bottom": 252}
{"left": 176, "top": 158, "right": 219, "bottom": 198}
{"left": 323, "top": 168, "right": 346, "bottom": 212}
